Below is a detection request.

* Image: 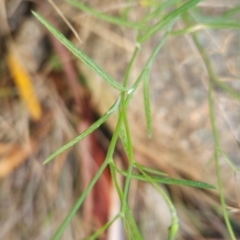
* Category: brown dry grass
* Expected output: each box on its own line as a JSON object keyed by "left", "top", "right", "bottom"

{"left": 0, "top": 0, "right": 240, "bottom": 239}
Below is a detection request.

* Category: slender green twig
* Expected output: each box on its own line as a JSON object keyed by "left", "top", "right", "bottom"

{"left": 52, "top": 97, "right": 124, "bottom": 239}
{"left": 208, "top": 81, "right": 236, "bottom": 240}
{"left": 84, "top": 214, "right": 120, "bottom": 240}
{"left": 185, "top": 14, "right": 236, "bottom": 239}
{"left": 32, "top": 2, "right": 235, "bottom": 239}
{"left": 51, "top": 157, "right": 109, "bottom": 240}
{"left": 136, "top": 165, "right": 179, "bottom": 240}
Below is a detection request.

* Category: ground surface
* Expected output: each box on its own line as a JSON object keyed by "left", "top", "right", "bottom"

{"left": 0, "top": 0, "right": 240, "bottom": 239}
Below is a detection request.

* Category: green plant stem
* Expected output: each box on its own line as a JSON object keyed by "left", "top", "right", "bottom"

{"left": 141, "top": 0, "right": 177, "bottom": 24}
{"left": 120, "top": 99, "right": 134, "bottom": 212}
{"left": 124, "top": 205, "right": 143, "bottom": 240}
{"left": 84, "top": 214, "right": 120, "bottom": 240}
{"left": 137, "top": 165, "right": 179, "bottom": 240}
{"left": 123, "top": 47, "right": 139, "bottom": 87}
{"left": 208, "top": 82, "right": 236, "bottom": 240}
{"left": 52, "top": 97, "right": 124, "bottom": 239}
{"left": 44, "top": 96, "right": 121, "bottom": 164}
{"left": 127, "top": 33, "right": 168, "bottom": 105}
{"left": 185, "top": 15, "right": 236, "bottom": 239}
{"left": 137, "top": 0, "right": 200, "bottom": 43}
{"left": 114, "top": 166, "right": 216, "bottom": 189}
{"left": 220, "top": 151, "right": 240, "bottom": 172}
{"left": 32, "top": 11, "right": 126, "bottom": 92}
{"left": 143, "top": 68, "right": 152, "bottom": 137}
{"left": 109, "top": 162, "right": 124, "bottom": 200}
{"left": 32, "top": 1, "right": 236, "bottom": 239}
{"left": 66, "top": 0, "right": 145, "bottom": 30}
{"left": 51, "top": 156, "right": 109, "bottom": 240}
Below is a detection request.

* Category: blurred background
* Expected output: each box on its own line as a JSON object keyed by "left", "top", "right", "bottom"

{"left": 0, "top": 0, "right": 240, "bottom": 239}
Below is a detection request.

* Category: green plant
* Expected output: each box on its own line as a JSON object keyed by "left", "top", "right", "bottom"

{"left": 33, "top": 0, "right": 240, "bottom": 239}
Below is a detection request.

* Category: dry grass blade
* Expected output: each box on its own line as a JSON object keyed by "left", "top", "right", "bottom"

{"left": 0, "top": 0, "right": 240, "bottom": 239}
{"left": 47, "top": 0, "right": 83, "bottom": 44}
{"left": 0, "top": 141, "right": 35, "bottom": 178}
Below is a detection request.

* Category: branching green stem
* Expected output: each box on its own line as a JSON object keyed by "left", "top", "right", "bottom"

{"left": 185, "top": 15, "right": 236, "bottom": 239}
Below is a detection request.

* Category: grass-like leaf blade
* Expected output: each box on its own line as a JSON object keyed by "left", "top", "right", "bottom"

{"left": 138, "top": 0, "right": 201, "bottom": 43}
{"left": 124, "top": 207, "right": 143, "bottom": 240}
{"left": 141, "top": 0, "right": 178, "bottom": 24}
{"left": 32, "top": 11, "right": 126, "bottom": 92}
{"left": 143, "top": 69, "right": 152, "bottom": 137}
{"left": 86, "top": 214, "right": 120, "bottom": 240}
{"left": 52, "top": 157, "right": 109, "bottom": 240}
{"left": 126, "top": 33, "right": 168, "bottom": 106}
{"left": 116, "top": 168, "right": 216, "bottom": 189}
{"left": 119, "top": 122, "right": 131, "bottom": 157}
{"left": 171, "top": 22, "right": 240, "bottom": 35}
{"left": 136, "top": 164, "right": 179, "bottom": 240}
{"left": 43, "top": 97, "right": 121, "bottom": 164}
{"left": 153, "top": 177, "right": 216, "bottom": 189}
{"left": 134, "top": 162, "right": 167, "bottom": 176}
{"left": 66, "top": 0, "right": 145, "bottom": 30}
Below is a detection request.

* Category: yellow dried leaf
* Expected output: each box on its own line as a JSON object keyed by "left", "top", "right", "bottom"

{"left": 7, "top": 47, "right": 42, "bottom": 120}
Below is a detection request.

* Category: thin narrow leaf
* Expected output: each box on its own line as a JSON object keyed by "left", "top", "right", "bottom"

{"left": 126, "top": 33, "right": 168, "bottom": 106}
{"left": 53, "top": 110, "right": 125, "bottom": 239}
{"left": 152, "top": 176, "right": 216, "bottom": 189}
{"left": 44, "top": 97, "right": 121, "bottom": 164}
{"left": 138, "top": 0, "right": 200, "bottom": 43}
{"left": 143, "top": 69, "right": 152, "bottom": 137}
{"left": 222, "top": 6, "right": 240, "bottom": 18}
{"left": 123, "top": 219, "right": 134, "bottom": 240}
{"left": 171, "top": 24, "right": 207, "bottom": 35}
{"left": 134, "top": 163, "right": 167, "bottom": 176}
{"left": 52, "top": 158, "right": 109, "bottom": 240}
{"left": 141, "top": 0, "right": 178, "bottom": 23}
{"left": 32, "top": 11, "right": 126, "bottom": 92}
{"left": 109, "top": 162, "right": 124, "bottom": 200}
{"left": 66, "top": 0, "right": 144, "bottom": 30}
{"left": 191, "top": 8, "right": 240, "bottom": 24}
{"left": 124, "top": 207, "right": 143, "bottom": 240}
{"left": 197, "top": 22, "right": 240, "bottom": 29}
{"left": 136, "top": 165, "right": 178, "bottom": 240}
{"left": 184, "top": 11, "right": 237, "bottom": 238}
{"left": 220, "top": 150, "right": 240, "bottom": 173}
{"left": 115, "top": 168, "right": 216, "bottom": 189}
{"left": 86, "top": 214, "right": 120, "bottom": 240}
{"left": 119, "top": 122, "right": 131, "bottom": 157}
{"left": 123, "top": 47, "right": 139, "bottom": 87}
{"left": 121, "top": 100, "right": 135, "bottom": 210}
{"left": 208, "top": 84, "right": 236, "bottom": 240}
{"left": 171, "top": 22, "right": 240, "bottom": 36}
{"left": 168, "top": 212, "right": 179, "bottom": 240}
{"left": 214, "top": 79, "right": 240, "bottom": 101}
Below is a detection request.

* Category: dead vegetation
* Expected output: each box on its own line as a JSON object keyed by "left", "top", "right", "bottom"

{"left": 0, "top": 0, "right": 240, "bottom": 239}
